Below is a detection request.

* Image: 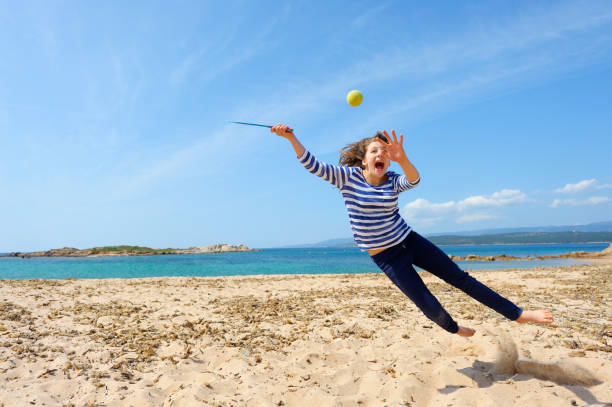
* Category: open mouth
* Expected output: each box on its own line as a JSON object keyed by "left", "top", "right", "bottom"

{"left": 375, "top": 162, "right": 385, "bottom": 170}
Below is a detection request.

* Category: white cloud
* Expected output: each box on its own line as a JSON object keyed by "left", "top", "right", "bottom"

{"left": 456, "top": 189, "right": 527, "bottom": 211}
{"left": 351, "top": 4, "right": 390, "bottom": 29}
{"left": 403, "top": 198, "right": 456, "bottom": 213}
{"left": 401, "top": 189, "right": 527, "bottom": 226}
{"left": 403, "top": 189, "right": 527, "bottom": 216}
{"left": 554, "top": 179, "right": 597, "bottom": 194}
{"left": 456, "top": 213, "right": 498, "bottom": 224}
{"left": 550, "top": 196, "right": 610, "bottom": 208}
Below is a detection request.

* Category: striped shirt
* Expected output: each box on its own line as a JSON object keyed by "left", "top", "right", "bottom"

{"left": 298, "top": 150, "right": 420, "bottom": 251}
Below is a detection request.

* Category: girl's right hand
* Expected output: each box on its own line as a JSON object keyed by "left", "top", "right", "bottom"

{"left": 270, "top": 123, "right": 294, "bottom": 138}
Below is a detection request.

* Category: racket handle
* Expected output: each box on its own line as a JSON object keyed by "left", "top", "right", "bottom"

{"left": 271, "top": 125, "right": 293, "bottom": 134}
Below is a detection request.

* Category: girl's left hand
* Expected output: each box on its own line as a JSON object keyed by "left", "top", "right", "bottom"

{"left": 380, "top": 130, "right": 406, "bottom": 162}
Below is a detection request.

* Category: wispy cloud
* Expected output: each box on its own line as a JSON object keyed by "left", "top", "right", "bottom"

{"left": 67, "top": 2, "right": 612, "bottom": 202}
{"left": 403, "top": 198, "right": 456, "bottom": 214}
{"left": 402, "top": 189, "right": 527, "bottom": 215}
{"left": 554, "top": 179, "right": 597, "bottom": 194}
{"left": 554, "top": 179, "right": 612, "bottom": 194}
{"left": 456, "top": 189, "right": 527, "bottom": 210}
{"left": 245, "top": 1, "right": 612, "bottom": 144}
{"left": 104, "top": 126, "right": 255, "bottom": 200}
{"left": 550, "top": 196, "right": 610, "bottom": 208}
{"left": 169, "top": 6, "right": 289, "bottom": 86}
{"left": 401, "top": 189, "right": 527, "bottom": 226}
{"left": 350, "top": 3, "right": 390, "bottom": 29}
{"left": 169, "top": 45, "right": 211, "bottom": 85}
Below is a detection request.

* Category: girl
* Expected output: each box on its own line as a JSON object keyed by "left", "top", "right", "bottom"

{"left": 271, "top": 124, "right": 553, "bottom": 337}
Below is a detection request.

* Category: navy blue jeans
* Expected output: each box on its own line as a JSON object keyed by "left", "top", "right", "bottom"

{"left": 371, "top": 231, "right": 522, "bottom": 333}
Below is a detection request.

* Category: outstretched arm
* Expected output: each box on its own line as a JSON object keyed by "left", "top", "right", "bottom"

{"left": 380, "top": 129, "right": 420, "bottom": 183}
{"left": 271, "top": 123, "right": 348, "bottom": 189}
{"left": 271, "top": 124, "right": 305, "bottom": 157}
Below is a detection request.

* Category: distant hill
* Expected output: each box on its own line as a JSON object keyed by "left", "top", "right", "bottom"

{"left": 283, "top": 238, "right": 356, "bottom": 248}
{"left": 427, "top": 221, "right": 612, "bottom": 236}
{"left": 286, "top": 221, "right": 612, "bottom": 248}
{"left": 429, "top": 231, "right": 612, "bottom": 245}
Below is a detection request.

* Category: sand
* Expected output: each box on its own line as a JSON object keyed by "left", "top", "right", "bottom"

{"left": 0, "top": 264, "right": 610, "bottom": 406}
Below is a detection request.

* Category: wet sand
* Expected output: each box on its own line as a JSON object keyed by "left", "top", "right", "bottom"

{"left": 0, "top": 264, "right": 610, "bottom": 406}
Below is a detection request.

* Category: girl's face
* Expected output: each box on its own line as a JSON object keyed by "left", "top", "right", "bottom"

{"left": 362, "top": 140, "right": 389, "bottom": 176}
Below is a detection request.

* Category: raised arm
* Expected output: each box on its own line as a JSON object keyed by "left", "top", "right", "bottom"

{"left": 380, "top": 129, "right": 420, "bottom": 184}
{"left": 271, "top": 123, "right": 348, "bottom": 189}
{"left": 271, "top": 123, "right": 305, "bottom": 157}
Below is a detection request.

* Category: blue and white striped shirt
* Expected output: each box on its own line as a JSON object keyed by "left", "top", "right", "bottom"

{"left": 298, "top": 150, "right": 420, "bottom": 251}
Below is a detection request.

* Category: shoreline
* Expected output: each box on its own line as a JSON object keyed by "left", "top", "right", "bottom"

{"left": 0, "top": 263, "right": 609, "bottom": 406}
{"left": 449, "top": 242, "right": 612, "bottom": 262}
{"left": 437, "top": 241, "right": 612, "bottom": 246}
{"left": 2, "top": 243, "right": 610, "bottom": 262}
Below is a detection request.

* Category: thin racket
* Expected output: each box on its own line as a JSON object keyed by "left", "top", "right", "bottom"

{"left": 229, "top": 121, "right": 293, "bottom": 133}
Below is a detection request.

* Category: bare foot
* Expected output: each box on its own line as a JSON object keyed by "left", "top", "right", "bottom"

{"left": 516, "top": 310, "right": 553, "bottom": 324}
{"left": 457, "top": 326, "right": 475, "bottom": 337}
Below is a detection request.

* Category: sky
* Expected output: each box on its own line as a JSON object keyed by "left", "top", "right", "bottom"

{"left": 1, "top": 0, "right": 612, "bottom": 251}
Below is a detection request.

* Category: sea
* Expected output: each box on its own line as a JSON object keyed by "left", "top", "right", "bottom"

{"left": 0, "top": 242, "right": 608, "bottom": 280}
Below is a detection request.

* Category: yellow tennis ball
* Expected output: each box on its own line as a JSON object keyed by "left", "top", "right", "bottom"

{"left": 346, "top": 89, "right": 363, "bottom": 107}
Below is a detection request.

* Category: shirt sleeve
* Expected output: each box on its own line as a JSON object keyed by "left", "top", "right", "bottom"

{"left": 392, "top": 172, "right": 420, "bottom": 193}
{"left": 297, "top": 150, "right": 349, "bottom": 189}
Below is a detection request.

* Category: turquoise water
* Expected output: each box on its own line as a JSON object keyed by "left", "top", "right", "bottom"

{"left": 0, "top": 243, "right": 607, "bottom": 280}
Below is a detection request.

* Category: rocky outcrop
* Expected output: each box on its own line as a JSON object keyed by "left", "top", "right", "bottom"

{"left": 449, "top": 254, "right": 523, "bottom": 261}
{"left": 4, "top": 247, "right": 86, "bottom": 258}
{"left": 449, "top": 243, "right": 612, "bottom": 261}
{"left": 176, "top": 244, "right": 259, "bottom": 254}
{"left": 2, "top": 244, "right": 259, "bottom": 258}
{"left": 536, "top": 243, "right": 612, "bottom": 259}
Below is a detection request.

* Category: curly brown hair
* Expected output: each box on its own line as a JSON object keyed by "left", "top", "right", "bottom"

{"left": 338, "top": 131, "right": 388, "bottom": 168}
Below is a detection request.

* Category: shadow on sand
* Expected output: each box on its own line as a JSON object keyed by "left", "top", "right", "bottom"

{"left": 441, "top": 331, "right": 605, "bottom": 405}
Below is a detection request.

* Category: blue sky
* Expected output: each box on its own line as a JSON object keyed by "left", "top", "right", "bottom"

{"left": 2, "top": 1, "right": 612, "bottom": 251}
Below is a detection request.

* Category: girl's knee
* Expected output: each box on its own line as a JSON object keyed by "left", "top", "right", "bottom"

{"left": 448, "top": 270, "right": 477, "bottom": 289}
{"left": 417, "top": 297, "right": 446, "bottom": 322}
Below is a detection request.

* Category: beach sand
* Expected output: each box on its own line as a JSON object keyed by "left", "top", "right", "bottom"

{"left": 0, "top": 264, "right": 610, "bottom": 406}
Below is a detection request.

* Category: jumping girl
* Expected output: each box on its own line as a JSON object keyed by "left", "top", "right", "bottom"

{"left": 271, "top": 124, "right": 553, "bottom": 337}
